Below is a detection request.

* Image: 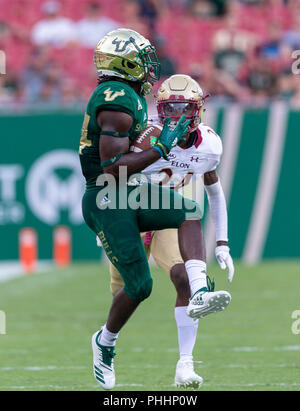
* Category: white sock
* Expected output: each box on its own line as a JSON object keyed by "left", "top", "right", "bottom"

{"left": 98, "top": 323, "right": 119, "bottom": 347}
{"left": 185, "top": 260, "right": 207, "bottom": 296}
{"left": 175, "top": 306, "right": 199, "bottom": 360}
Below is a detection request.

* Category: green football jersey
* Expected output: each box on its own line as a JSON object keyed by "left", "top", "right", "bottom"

{"left": 79, "top": 80, "right": 148, "bottom": 185}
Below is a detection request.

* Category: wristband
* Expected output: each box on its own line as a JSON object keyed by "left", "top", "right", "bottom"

{"left": 154, "top": 142, "right": 169, "bottom": 161}
{"left": 152, "top": 145, "right": 164, "bottom": 158}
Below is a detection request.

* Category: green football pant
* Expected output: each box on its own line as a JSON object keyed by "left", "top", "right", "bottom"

{"left": 82, "top": 182, "right": 202, "bottom": 302}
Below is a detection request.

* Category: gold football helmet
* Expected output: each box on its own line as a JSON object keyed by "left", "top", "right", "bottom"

{"left": 94, "top": 28, "right": 160, "bottom": 95}
{"left": 156, "top": 74, "right": 207, "bottom": 131}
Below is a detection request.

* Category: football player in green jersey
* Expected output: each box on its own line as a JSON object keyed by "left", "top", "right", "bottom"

{"left": 79, "top": 28, "right": 231, "bottom": 390}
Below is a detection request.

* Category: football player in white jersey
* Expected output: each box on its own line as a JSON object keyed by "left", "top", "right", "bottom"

{"left": 107, "top": 74, "right": 234, "bottom": 388}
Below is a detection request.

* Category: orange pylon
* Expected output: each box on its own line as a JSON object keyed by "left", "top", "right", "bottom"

{"left": 19, "top": 228, "right": 37, "bottom": 274}
{"left": 53, "top": 226, "right": 71, "bottom": 267}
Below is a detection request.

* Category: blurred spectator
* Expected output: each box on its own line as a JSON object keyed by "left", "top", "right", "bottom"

{"left": 238, "top": 0, "right": 262, "bottom": 4}
{"left": 20, "top": 48, "right": 50, "bottom": 103}
{"left": 36, "top": 62, "right": 63, "bottom": 104}
{"left": 256, "top": 21, "right": 284, "bottom": 61}
{"left": 119, "top": 0, "right": 149, "bottom": 38}
{"left": 138, "top": 0, "right": 160, "bottom": 32}
{"left": 0, "top": 72, "right": 20, "bottom": 104}
{"left": 31, "top": 1, "right": 76, "bottom": 47}
{"left": 213, "top": 23, "right": 248, "bottom": 78}
{"left": 0, "top": 21, "right": 11, "bottom": 45}
{"left": 155, "top": 37, "right": 177, "bottom": 77}
{"left": 187, "top": 0, "right": 227, "bottom": 18}
{"left": 189, "top": 60, "right": 251, "bottom": 103}
{"left": 282, "top": 14, "right": 300, "bottom": 51}
{"left": 246, "top": 57, "right": 277, "bottom": 104}
{"left": 76, "top": 2, "right": 119, "bottom": 49}
{"left": 20, "top": 49, "right": 66, "bottom": 105}
{"left": 214, "top": 47, "right": 246, "bottom": 78}
{"left": 290, "top": 74, "right": 300, "bottom": 108}
{"left": 278, "top": 67, "right": 295, "bottom": 100}
{"left": 213, "top": 13, "right": 257, "bottom": 55}
{"left": 0, "top": 0, "right": 299, "bottom": 107}
{"left": 0, "top": 19, "right": 29, "bottom": 45}
{"left": 212, "top": 10, "right": 258, "bottom": 79}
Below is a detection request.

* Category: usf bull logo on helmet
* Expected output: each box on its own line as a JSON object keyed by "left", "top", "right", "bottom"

{"left": 156, "top": 74, "right": 208, "bottom": 132}
{"left": 94, "top": 28, "right": 161, "bottom": 95}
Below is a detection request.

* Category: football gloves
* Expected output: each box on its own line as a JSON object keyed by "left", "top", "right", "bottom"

{"left": 215, "top": 245, "right": 235, "bottom": 283}
{"left": 155, "top": 115, "right": 190, "bottom": 160}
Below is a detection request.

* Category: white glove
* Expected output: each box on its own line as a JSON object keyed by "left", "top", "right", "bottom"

{"left": 215, "top": 245, "right": 234, "bottom": 283}
{"left": 96, "top": 236, "right": 103, "bottom": 247}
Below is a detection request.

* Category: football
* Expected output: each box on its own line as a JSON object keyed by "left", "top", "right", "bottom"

{"left": 130, "top": 125, "right": 162, "bottom": 152}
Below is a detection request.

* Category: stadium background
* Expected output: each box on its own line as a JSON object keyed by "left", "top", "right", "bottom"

{"left": 1, "top": 0, "right": 300, "bottom": 393}
{"left": 1, "top": 0, "right": 299, "bottom": 263}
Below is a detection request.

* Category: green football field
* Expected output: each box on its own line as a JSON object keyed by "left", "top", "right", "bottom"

{"left": 0, "top": 261, "right": 299, "bottom": 391}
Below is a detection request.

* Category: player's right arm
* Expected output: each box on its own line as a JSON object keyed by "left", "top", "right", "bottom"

{"left": 98, "top": 111, "right": 189, "bottom": 178}
{"left": 98, "top": 110, "right": 161, "bottom": 178}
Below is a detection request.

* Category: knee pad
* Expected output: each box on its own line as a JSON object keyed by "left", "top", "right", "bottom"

{"left": 115, "top": 241, "right": 153, "bottom": 302}
{"left": 135, "top": 277, "right": 153, "bottom": 302}
{"left": 124, "top": 272, "right": 153, "bottom": 303}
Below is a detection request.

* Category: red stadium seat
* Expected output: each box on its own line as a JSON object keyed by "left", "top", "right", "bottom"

{"left": 0, "top": 0, "right": 294, "bottom": 92}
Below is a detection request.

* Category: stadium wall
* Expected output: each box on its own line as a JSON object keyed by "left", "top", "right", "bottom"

{"left": 0, "top": 103, "right": 298, "bottom": 262}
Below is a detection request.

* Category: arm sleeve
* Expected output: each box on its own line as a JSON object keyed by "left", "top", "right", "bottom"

{"left": 205, "top": 179, "right": 228, "bottom": 242}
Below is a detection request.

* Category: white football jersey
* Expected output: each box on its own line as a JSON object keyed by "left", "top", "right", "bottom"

{"left": 143, "top": 116, "right": 223, "bottom": 190}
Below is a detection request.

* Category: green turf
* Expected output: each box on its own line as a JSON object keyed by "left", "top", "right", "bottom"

{"left": 0, "top": 261, "right": 300, "bottom": 391}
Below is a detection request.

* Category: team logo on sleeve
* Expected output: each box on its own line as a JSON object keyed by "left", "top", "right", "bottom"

{"left": 104, "top": 88, "right": 125, "bottom": 101}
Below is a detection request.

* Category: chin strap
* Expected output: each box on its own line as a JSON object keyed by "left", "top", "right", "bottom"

{"left": 141, "top": 81, "right": 152, "bottom": 95}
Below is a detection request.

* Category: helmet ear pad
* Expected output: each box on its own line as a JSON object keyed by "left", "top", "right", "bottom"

{"left": 122, "top": 59, "right": 137, "bottom": 70}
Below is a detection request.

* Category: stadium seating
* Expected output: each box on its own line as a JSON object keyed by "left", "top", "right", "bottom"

{"left": 0, "top": 0, "right": 295, "bottom": 99}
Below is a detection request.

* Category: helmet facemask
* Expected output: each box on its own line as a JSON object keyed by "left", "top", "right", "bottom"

{"left": 156, "top": 74, "right": 207, "bottom": 132}
{"left": 157, "top": 97, "right": 205, "bottom": 132}
{"left": 134, "top": 44, "right": 161, "bottom": 95}
{"left": 137, "top": 45, "right": 161, "bottom": 82}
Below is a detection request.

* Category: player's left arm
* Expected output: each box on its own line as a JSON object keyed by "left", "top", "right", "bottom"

{"left": 204, "top": 170, "right": 235, "bottom": 283}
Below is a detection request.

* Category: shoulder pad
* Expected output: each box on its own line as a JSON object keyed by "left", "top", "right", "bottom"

{"left": 198, "top": 123, "right": 223, "bottom": 156}
{"left": 91, "top": 81, "right": 137, "bottom": 116}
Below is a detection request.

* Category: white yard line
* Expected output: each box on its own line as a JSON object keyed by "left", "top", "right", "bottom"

{"left": 1, "top": 382, "right": 299, "bottom": 390}
{"left": 1, "top": 359, "right": 297, "bottom": 373}
{"left": 231, "top": 345, "right": 300, "bottom": 352}
{"left": 213, "top": 345, "right": 300, "bottom": 353}
{"left": 0, "top": 261, "right": 53, "bottom": 283}
{"left": 1, "top": 366, "right": 87, "bottom": 371}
